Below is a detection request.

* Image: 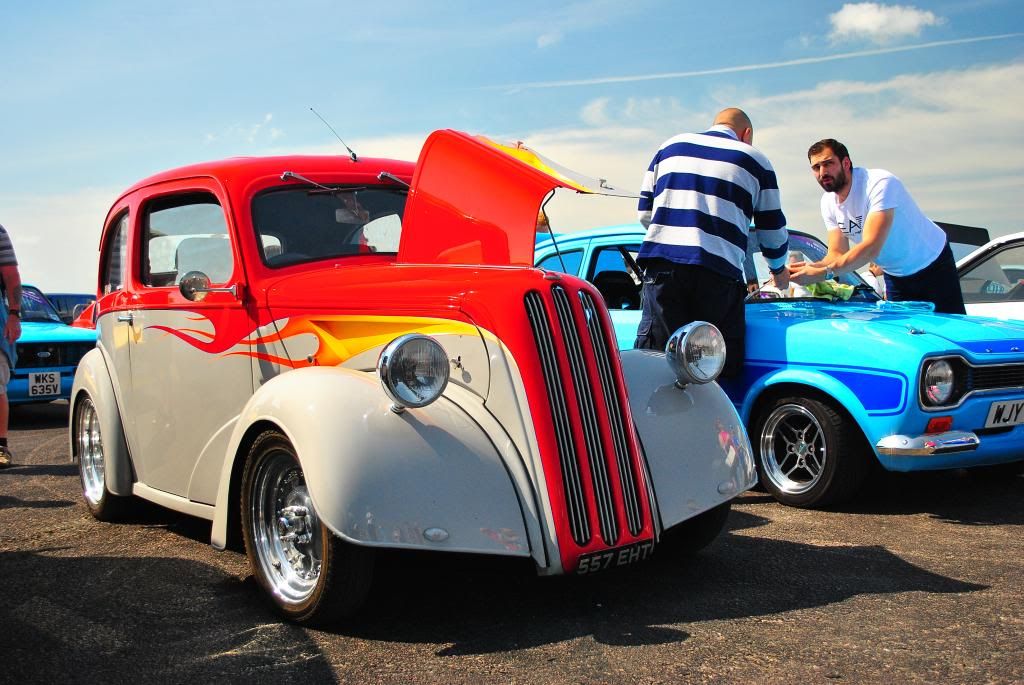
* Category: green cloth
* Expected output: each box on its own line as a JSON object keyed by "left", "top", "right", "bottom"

{"left": 805, "top": 280, "right": 855, "bottom": 301}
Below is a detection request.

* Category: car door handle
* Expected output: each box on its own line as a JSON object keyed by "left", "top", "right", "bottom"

{"left": 117, "top": 313, "right": 134, "bottom": 324}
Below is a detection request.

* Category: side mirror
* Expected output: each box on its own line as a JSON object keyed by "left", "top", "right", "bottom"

{"left": 71, "top": 302, "right": 92, "bottom": 319}
{"left": 179, "top": 271, "right": 239, "bottom": 302}
{"left": 180, "top": 271, "right": 212, "bottom": 302}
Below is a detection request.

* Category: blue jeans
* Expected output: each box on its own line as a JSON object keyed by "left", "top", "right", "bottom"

{"left": 883, "top": 242, "right": 966, "bottom": 314}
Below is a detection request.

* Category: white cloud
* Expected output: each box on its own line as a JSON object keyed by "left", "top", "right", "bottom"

{"left": 1, "top": 188, "right": 114, "bottom": 293}
{"left": 537, "top": 31, "right": 562, "bottom": 48}
{"left": 206, "top": 113, "right": 281, "bottom": 145}
{"left": 581, "top": 97, "right": 611, "bottom": 126}
{"left": 829, "top": 3, "right": 944, "bottom": 44}
{"left": 517, "top": 62, "right": 1024, "bottom": 239}
{"left": 13, "top": 62, "right": 1022, "bottom": 293}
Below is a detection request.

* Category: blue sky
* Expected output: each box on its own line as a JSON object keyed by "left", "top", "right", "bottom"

{"left": 1, "top": 0, "right": 1022, "bottom": 291}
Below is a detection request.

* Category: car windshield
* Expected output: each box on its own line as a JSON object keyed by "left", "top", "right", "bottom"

{"left": 744, "top": 232, "right": 881, "bottom": 303}
{"left": 21, "top": 286, "right": 64, "bottom": 323}
{"left": 252, "top": 186, "right": 408, "bottom": 268}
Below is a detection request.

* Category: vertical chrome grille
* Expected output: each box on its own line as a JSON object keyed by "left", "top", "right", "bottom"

{"left": 525, "top": 291, "right": 590, "bottom": 545}
{"left": 551, "top": 286, "right": 617, "bottom": 544}
{"left": 525, "top": 283, "right": 647, "bottom": 548}
{"left": 579, "top": 292, "right": 643, "bottom": 536}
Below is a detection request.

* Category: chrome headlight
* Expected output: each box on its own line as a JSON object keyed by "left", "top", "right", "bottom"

{"left": 665, "top": 322, "right": 726, "bottom": 385}
{"left": 922, "top": 359, "right": 955, "bottom": 406}
{"left": 378, "top": 334, "right": 450, "bottom": 411}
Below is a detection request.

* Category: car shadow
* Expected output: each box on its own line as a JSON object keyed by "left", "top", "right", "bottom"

{"left": 10, "top": 401, "right": 70, "bottom": 430}
{"left": 833, "top": 467, "right": 1024, "bottom": 525}
{"left": 0, "top": 550, "right": 333, "bottom": 683}
{"left": 347, "top": 508, "right": 984, "bottom": 655}
{"left": 0, "top": 494, "right": 75, "bottom": 509}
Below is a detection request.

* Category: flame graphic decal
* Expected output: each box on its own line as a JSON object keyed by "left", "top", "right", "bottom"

{"left": 148, "top": 312, "right": 479, "bottom": 368}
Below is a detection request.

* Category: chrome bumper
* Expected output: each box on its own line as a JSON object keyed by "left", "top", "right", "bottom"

{"left": 876, "top": 430, "right": 980, "bottom": 456}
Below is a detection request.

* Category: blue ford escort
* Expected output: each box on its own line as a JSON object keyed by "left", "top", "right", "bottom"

{"left": 8, "top": 285, "right": 96, "bottom": 403}
{"left": 536, "top": 225, "right": 1024, "bottom": 508}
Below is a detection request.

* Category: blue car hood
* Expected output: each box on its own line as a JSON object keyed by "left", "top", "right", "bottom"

{"left": 747, "top": 301, "right": 1024, "bottom": 362}
{"left": 21, "top": 320, "right": 98, "bottom": 344}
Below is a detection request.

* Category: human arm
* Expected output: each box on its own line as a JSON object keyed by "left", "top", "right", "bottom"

{"left": 790, "top": 210, "right": 892, "bottom": 284}
{"left": 1, "top": 264, "right": 22, "bottom": 344}
{"left": 637, "top": 154, "right": 658, "bottom": 229}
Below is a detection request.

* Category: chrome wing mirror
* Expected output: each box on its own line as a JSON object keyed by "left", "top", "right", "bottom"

{"left": 179, "top": 271, "right": 238, "bottom": 302}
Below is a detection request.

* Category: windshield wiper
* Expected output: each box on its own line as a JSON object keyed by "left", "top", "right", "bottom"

{"left": 377, "top": 171, "right": 409, "bottom": 188}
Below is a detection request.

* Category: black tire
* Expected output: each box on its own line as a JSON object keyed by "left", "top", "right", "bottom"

{"left": 752, "top": 395, "right": 869, "bottom": 508}
{"left": 73, "top": 395, "right": 132, "bottom": 521}
{"left": 240, "top": 430, "right": 374, "bottom": 625}
{"left": 657, "top": 501, "right": 731, "bottom": 559}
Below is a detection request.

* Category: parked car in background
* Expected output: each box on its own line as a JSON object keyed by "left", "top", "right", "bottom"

{"left": 70, "top": 130, "right": 757, "bottom": 625}
{"left": 46, "top": 292, "right": 96, "bottom": 324}
{"left": 537, "top": 225, "right": 1024, "bottom": 509}
{"left": 957, "top": 231, "right": 1024, "bottom": 321}
{"left": 10, "top": 285, "right": 96, "bottom": 403}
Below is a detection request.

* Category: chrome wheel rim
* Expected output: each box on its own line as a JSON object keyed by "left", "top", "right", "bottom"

{"left": 760, "top": 404, "right": 827, "bottom": 495}
{"left": 250, "top": 450, "right": 323, "bottom": 604}
{"left": 76, "top": 398, "right": 105, "bottom": 505}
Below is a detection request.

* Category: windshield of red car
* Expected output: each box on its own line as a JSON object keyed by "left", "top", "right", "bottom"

{"left": 252, "top": 186, "right": 407, "bottom": 268}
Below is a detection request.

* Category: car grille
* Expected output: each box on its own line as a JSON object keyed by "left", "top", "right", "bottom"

{"left": 15, "top": 341, "right": 94, "bottom": 370}
{"left": 524, "top": 284, "right": 646, "bottom": 548}
{"left": 968, "top": 363, "right": 1024, "bottom": 392}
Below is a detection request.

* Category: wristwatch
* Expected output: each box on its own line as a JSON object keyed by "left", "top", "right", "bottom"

{"left": 8, "top": 308, "right": 20, "bottom": 319}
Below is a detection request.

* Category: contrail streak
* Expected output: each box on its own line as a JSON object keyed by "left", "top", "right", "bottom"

{"left": 499, "top": 33, "right": 1024, "bottom": 90}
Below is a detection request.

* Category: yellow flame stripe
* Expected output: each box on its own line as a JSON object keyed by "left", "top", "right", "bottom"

{"left": 475, "top": 135, "right": 595, "bottom": 193}
{"left": 276, "top": 315, "right": 481, "bottom": 367}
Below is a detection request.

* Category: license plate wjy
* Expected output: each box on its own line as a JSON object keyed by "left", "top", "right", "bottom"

{"left": 576, "top": 540, "right": 654, "bottom": 575}
{"left": 985, "top": 399, "right": 1024, "bottom": 428}
{"left": 28, "top": 371, "right": 60, "bottom": 397}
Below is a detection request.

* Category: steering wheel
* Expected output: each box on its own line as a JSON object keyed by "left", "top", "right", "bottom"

{"left": 745, "top": 290, "right": 781, "bottom": 303}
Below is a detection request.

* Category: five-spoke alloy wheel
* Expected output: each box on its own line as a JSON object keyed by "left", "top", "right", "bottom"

{"left": 753, "top": 395, "right": 868, "bottom": 508}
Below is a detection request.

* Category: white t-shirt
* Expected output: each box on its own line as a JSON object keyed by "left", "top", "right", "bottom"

{"left": 820, "top": 167, "right": 946, "bottom": 276}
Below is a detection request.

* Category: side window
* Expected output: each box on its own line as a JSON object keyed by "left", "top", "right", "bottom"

{"left": 588, "top": 244, "right": 641, "bottom": 280}
{"left": 537, "top": 249, "right": 583, "bottom": 276}
{"left": 960, "top": 244, "right": 1024, "bottom": 303}
{"left": 101, "top": 212, "right": 129, "bottom": 295}
{"left": 143, "top": 193, "right": 232, "bottom": 287}
{"left": 590, "top": 245, "right": 641, "bottom": 311}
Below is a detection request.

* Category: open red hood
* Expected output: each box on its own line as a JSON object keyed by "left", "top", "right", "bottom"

{"left": 398, "top": 129, "right": 632, "bottom": 266}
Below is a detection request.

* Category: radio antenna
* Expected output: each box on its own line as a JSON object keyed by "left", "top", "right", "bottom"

{"left": 310, "top": 107, "right": 358, "bottom": 162}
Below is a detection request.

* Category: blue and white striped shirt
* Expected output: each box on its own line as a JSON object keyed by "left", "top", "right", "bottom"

{"left": 637, "top": 125, "right": 788, "bottom": 282}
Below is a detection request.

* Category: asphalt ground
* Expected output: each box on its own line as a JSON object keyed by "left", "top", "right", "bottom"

{"left": 1, "top": 401, "right": 1022, "bottom": 684}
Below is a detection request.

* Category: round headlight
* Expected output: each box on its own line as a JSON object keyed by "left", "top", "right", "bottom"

{"left": 378, "top": 334, "right": 450, "bottom": 410}
{"left": 923, "top": 359, "right": 954, "bottom": 406}
{"left": 665, "top": 322, "right": 726, "bottom": 385}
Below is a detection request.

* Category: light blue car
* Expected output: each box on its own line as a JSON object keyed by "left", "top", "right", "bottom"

{"left": 8, "top": 285, "right": 96, "bottom": 404}
{"left": 536, "top": 225, "right": 1024, "bottom": 508}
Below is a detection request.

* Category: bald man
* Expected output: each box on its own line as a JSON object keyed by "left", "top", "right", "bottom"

{"left": 790, "top": 138, "right": 965, "bottom": 314}
{"left": 635, "top": 107, "right": 789, "bottom": 379}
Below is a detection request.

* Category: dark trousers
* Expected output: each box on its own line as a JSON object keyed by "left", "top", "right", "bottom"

{"left": 634, "top": 258, "right": 746, "bottom": 379}
{"left": 883, "top": 242, "right": 966, "bottom": 314}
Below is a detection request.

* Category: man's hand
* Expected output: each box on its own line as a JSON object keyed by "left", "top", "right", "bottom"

{"left": 789, "top": 263, "right": 829, "bottom": 285}
{"left": 5, "top": 315, "right": 20, "bottom": 344}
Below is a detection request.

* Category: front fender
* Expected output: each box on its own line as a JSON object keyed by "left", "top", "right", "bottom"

{"left": 212, "top": 366, "right": 530, "bottom": 558}
{"left": 737, "top": 365, "right": 884, "bottom": 435}
{"left": 68, "top": 347, "right": 133, "bottom": 496}
{"left": 619, "top": 350, "right": 757, "bottom": 531}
